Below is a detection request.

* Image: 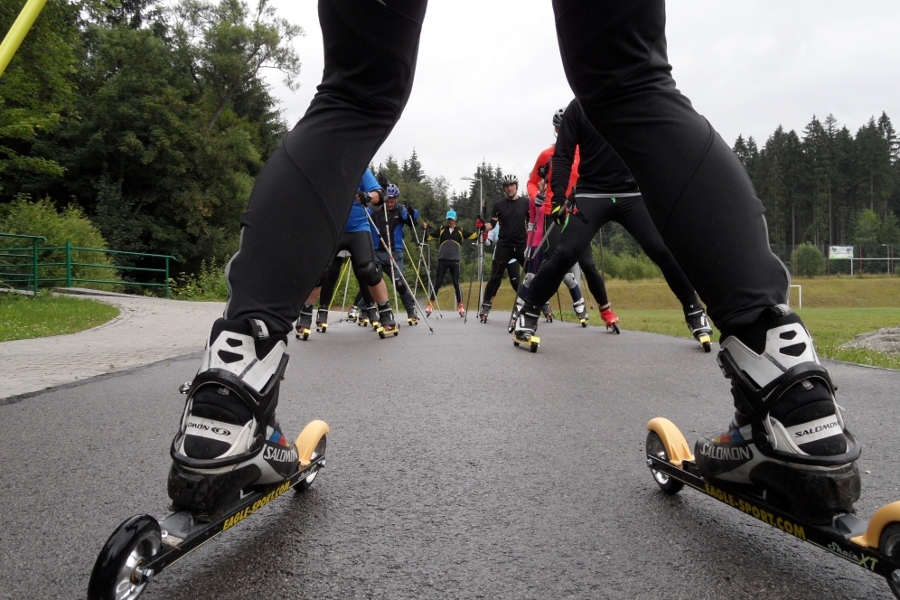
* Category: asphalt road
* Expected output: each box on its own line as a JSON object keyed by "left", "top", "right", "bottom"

{"left": 2, "top": 314, "right": 898, "bottom": 599}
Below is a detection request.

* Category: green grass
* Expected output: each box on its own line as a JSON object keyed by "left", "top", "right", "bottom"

{"left": 444, "top": 275, "right": 900, "bottom": 369}
{"left": 0, "top": 293, "right": 120, "bottom": 342}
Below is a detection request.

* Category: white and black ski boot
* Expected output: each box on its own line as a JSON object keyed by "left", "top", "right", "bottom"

{"left": 378, "top": 301, "right": 398, "bottom": 338}
{"left": 347, "top": 304, "right": 359, "bottom": 323}
{"left": 684, "top": 301, "right": 713, "bottom": 352}
{"left": 365, "top": 304, "right": 379, "bottom": 330}
{"left": 573, "top": 298, "right": 589, "bottom": 327}
{"left": 294, "top": 304, "right": 313, "bottom": 340}
{"left": 541, "top": 303, "right": 553, "bottom": 322}
{"left": 508, "top": 296, "right": 525, "bottom": 333}
{"left": 315, "top": 308, "right": 328, "bottom": 333}
{"left": 168, "top": 318, "right": 298, "bottom": 513}
{"left": 479, "top": 301, "right": 491, "bottom": 323}
{"left": 694, "top": 308, "right": 861, "bottom": 524}
{"left": 407, "top": 309, "right": 418, "bottom": 326}
{"left": 512, "top": 307, "right": 540, "bottom": 352}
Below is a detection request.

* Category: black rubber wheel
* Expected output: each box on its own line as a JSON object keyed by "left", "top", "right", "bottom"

{"left": 88, "top": 515, "right": 161, "bottom": 600}
{"left": 302, "top": 332, "right": 309, "bottom": 341}
{"left": 513, "top": 341, "right": 519, "bottom": 347}
{"left": 878, "top": 522, "right": 900, "bottom": 598}
{"left": 613, "top": 324, "right": 620, "bottom": 334}
{"left": 296, "top": 435, "right": 326, "bottom": 493}
{"left": 646, "top": 431, "right": 684, "bottom": 494}
{"left": 702, "top": 341, "right": 711, "bottom": 353}
{"left": 529, "top": 343, "right": 538, "bottom": 353}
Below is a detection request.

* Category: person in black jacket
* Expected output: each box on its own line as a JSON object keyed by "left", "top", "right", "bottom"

{"left": 422, "top": 210, "right": 479, "bottom": 317}
{"left": 480, "top": 174, "right": 529, "bottom": 322}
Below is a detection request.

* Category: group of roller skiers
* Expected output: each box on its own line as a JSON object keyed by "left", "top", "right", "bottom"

{"left": 167, "top": 0, "right": 863, "bottom": 558}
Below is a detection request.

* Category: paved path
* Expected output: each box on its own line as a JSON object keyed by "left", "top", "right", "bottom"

{"left": 0, "top": 290, "right": 224, "bottom": 399}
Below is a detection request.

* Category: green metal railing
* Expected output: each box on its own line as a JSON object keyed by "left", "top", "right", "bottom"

{"left": 0, "top": 235, "right": 176, "bottom": 297}
{"left": 0, "top": 233, "right": 46, "bottom": 294}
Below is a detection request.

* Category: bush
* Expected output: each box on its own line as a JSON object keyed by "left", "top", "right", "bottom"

{"left": 793, "top": 242, "right": 826, "bottom": 277}
{"left": 599, "top": 250, "right": 663, "bottom": 280}
{"left": 0, "top": 196, "right": 121, "bottom": 291}
{"left": 171, "top": 260, "right": 229, "bottom": 301}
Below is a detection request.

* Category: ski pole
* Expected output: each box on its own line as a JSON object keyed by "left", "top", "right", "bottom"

{"left": 407, "top": 208, "right": 442, "bottom": 317}
{"left": 382, "top": 202, "right": 400, "bottom": 314}
{"left": 363, "top": 208, "right": 434, "bottom": 333}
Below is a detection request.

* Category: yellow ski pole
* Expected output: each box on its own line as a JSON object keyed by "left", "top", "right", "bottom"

{"left": 0, "top": 0, "right": 49, "bottom": 78}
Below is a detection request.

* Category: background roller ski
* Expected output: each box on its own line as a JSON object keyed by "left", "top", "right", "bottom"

{"left": 573, "top": 298, "right": 589, "bottom": 327}
{"left": 315, "top": 308, "right": 328, "bottom": 333}
{"left": 295, "top": 304, "right": 313, "bottom": 340}
{"left": 512, "top": 310, "right": 540, "bottom": 353}
{"left": 684, "top": 305, "right": 713, "bottom": 352}
{"left": 479, "top": 301, "right": 491, "bottom": 323}
{"left": 600, "top": 306, "right": 620, "bottom": 334}
{"left": 377, "top": 301, "right": 399, "bottom": 339}
{"left": 644, "top": 417, "right": 900, "bottom": 599}
{"left": 87, "top": 420, "right": 329, "bottom": 600}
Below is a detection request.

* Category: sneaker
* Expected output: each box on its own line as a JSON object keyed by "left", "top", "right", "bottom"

{"left": 168, "top": 318, "right": 298, "bottom": 511}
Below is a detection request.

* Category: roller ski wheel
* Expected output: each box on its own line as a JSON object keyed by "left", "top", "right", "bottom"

{"left": 407, "top": 315, "right": 418, "bottom": 326}
{"left": 512, "top": 332, "right": 540, "bottom": 353}
{"left": 89, "top": 422, "right": 329, "bottom": 600}
{"left": 315, "top": 323, "right": 328, "bottom": 333}
{"left": 346, "top": 307, "right": 359, "bottom": 323}
{"left": 294, "top": 326, "right": 311, "bottom": 341}
{"left": 378, "top": 324, "right": 399, "bottom": 339}
{"left": 600, "top": 308, "right": 620, "bottom": 334}
{"left": 644, "top": 418, "right": 900, "bottom": 599}
{"left": 479, "top": 302, "right": 491, "bottom": 323}
{"left": 697, "top": 333, "right": 712, "bottom": 353}
{"left": 315, "top": 309, "right": 328, "bottom": 333}
{"left": 579, "top": 318, "right": 588, "bottom": 328}
{"left": 357, "top": 318, "right": 369, "bottom": 328}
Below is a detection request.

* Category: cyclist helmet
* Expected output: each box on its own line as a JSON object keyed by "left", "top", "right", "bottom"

{"left": 552, "top": 108, "right": 565, "bottom": 127}
{"left": 501, "top": 174, "right": 519, "bottom": 186}
{"left": 386, "top": 183, "right": 400, "bottom": 199}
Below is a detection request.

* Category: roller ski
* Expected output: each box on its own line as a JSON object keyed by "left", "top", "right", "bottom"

{"left": 573, "top": 298, "right": 589, "bottom": 328}
{"left": 89, "top": 319, "right": 329, "bottom": 600}
{"left": 457, "top": 302, "right": 466, "bottom": 317}
{"left": 347, "top": 304, "right": 359, "bottom": 323}
{"left": 640, "top": 311, "right": 900, "bottom": 599}
{"left": 508, "top": 297, "right": 524, "bottom": 334}
{"left": 407, "top": 309, "right": 418, "bottom": 326}
{"left": 425, "top": 301, "right": 433, "bottom": 317}
{"left": 315, "top": 308, "right": 328, "bottom": 333}
{"left": 600, "top": 306, "right": 620, "bottom": 334}
{"left": 377, "top": 301, "right": 399, "bottom": 338}
{"left": 479, "top": 301, "right": 491, "bottom": 323}
{"left": 294, "top": 304, "right": 313, "bottom": 340}
{"left": 365, "top": 304, "right": 379, "bottom": 331}
{"left": 541, "top": 303, "right": 554, "bottom": 323}
{"left": 684, "top": 304, "right": 713, "bottom": 352}
{"left": 512, "top": 309, "right": 540, "bottom": 353}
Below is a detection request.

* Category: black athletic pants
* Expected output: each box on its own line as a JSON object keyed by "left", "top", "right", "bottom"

{"left": 483, "top": 245, "right": 525, "bottom": 304}
{"left": 432, "top": 259, "right": 462, "bottom": 303}
{"left": 224, "top": 0, "right": 787, "bottom": 337}
{"left": 527, "top": 195, "right": 698, "bottom": 309}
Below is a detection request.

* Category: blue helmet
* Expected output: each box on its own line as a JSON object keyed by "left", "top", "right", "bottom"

{"left": 446, "top": 210, "right": 457, "bottom": 220}
{"left": 386, "top": 183, "right": 400, "bottom": 199}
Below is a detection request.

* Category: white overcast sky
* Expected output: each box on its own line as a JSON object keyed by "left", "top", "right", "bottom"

{"left": 263, "top": 1, "right": 900, "bottom": 196}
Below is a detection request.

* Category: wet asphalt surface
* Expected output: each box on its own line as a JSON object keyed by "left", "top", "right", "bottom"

{"left": 1, "top": 313, "right": 899, "bottom": 599}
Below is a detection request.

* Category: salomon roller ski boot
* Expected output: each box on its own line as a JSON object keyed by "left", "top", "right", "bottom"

{"left": 377, "top": 301, "right": 398, "bottom": 338}
{"left": 425, "top": 301, "right": 433, "bottom": 317}
{"left": 573, "top": 298, "right": 589, "bottom": 327}
{"left": 684, "top": 303, "right": 713, "bottom": 352}
{"left": 168, "top": 318, "right": 299, "bottom": 513}
{"left": 366, "top": 304, "right": 380, "bottom": 330}
{"left": 508, "top": 296, "right": 524, "bottom": 333}
{"left": 600, "top": 306, "right": 620, "bottom": 334}
{"left": 295, "top": 304, "right": 313, "bottom": 340}
{"left": 541, "top": 303, "right": 554, "bottom": 323}
{"left": 694, "top": 308, "right": 861, "bottom": 524}
{"left": 512, "top": 308, "right": 540, "bottom": 353}
{"left": 315, "top": 308, "right": 328, "bottom": 333}
{"left": 407, "top": 309, "right": 418, "bottom": 326}
{"left": 457, "top": 302, "right": 465, "bottom": 317}
{"left": 347, "top": 304, "right": 359, "bottom": 323}
{"left": 479, "top": 302, "right": 491, "bottom": 323}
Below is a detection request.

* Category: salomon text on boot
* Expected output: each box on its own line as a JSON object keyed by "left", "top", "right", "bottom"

{"left": 694, "top": 307, "right": 861, "bottom": 524}
{"left": 169, "top": 318, "right": 298, "bottom": 514}
{"left": 684, "top": 301, "right": 713, "bottom": 352}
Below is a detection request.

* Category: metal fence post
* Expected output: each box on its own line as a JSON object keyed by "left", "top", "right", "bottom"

{"left": 65, "top": 241, "right": 72, "bottom": 287}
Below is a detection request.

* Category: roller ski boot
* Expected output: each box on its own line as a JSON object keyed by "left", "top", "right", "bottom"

{"left": 377, "top": 301, "right": 398, "bottom": 338}
{"left": 457, "top": 302, "right": 466, "bottom": 317}
{"left": 407, "top": 309, "right": 418, "bottom": 326}
{"left": 347, "top": 304, "right": 359, "bottom": 323}
{"left": 479, "top": 301, "right": 491, "bottom": 323}
{"left": 684, "top": 302, "right": 713, "bottom": 352}
{"left": 365, "top": 304, "right": 380, "bottom": 331}
{"left": 600, "top": 306, "right": 620, "bottom": 334}
{"left": 425, "top": 301, "right": 433, "bottom": 317}
{"left": 89, "top": 318, "right": 328, "bottom": 600}
{"left": 294, "top": 304, "right": 313, "bottom": 340}
{"left": 508, "top": 296, "right": 524, "bottom": 333}
{"left": 541, "top": 303, "right": 554, "bottom": 322}
{"left": 315, "top": 308, "right": 328, "bottom": 333}
{"left": 641, "top": 310, "right": 897, "bottom": 598}
{"left": 573, "top": 298, "right": 589, "bottom": 328}
{"left": 512, "top": 308, "right": 540, "bottom": 353}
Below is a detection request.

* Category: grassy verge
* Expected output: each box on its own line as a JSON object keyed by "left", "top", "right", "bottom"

{"left": 442, "top": 276, "right": 900, "bottom": 369}
{"left": 0, "top": 293, "right": 120, "bottom": 342}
